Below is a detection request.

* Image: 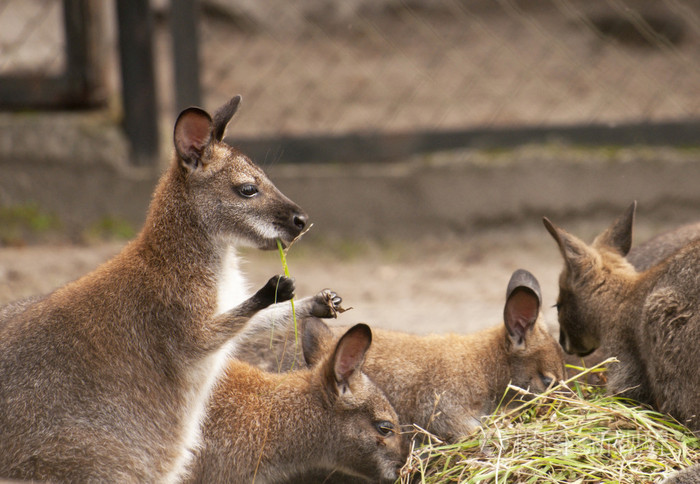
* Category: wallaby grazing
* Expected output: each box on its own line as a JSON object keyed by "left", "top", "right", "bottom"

{"left": 565, "top": 218, "right": 700, "bottom": 381}
{"left": 544, "top": 202, "right": 700, "bottom": 432}
{"left": 187, "top": 323, "right": 409, "bottom": 484}
{"left": 245, "top": 269, "right": 565, "bottom": 443}
{"left": 0, "top": 96, "right": 309, "bottom": 482}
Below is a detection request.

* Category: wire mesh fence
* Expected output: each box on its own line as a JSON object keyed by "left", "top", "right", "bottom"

{"left": 1, "top": 0, "right": 698, "bottom": 153}
{"left": 0, "top": 0, "right": 65, "bottom": 77}
{"left": 198, "top": 0, "right": 700, "bottom": 140}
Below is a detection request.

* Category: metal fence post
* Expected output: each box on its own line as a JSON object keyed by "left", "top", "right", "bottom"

{"left": 171, "top": 0, "right": 202, "bottom": 112}
{"left": 116, "top": 0, "right": 159, "bottom": 166}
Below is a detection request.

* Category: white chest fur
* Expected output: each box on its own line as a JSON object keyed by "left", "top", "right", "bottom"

{"left": 168, "top": 246, "right": 250, "bottom": 482}
{"left": 216, "top": 246, "right": 249, "bottom": 315}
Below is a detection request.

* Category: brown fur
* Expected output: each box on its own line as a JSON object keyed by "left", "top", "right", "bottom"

{"left": 240, "top": 270, "right": 565, "bottom": 444}
{"left": 188, "top": 324, "right": 408, "bottom": 484}
{"left": 544, "top": 202, "right": 700, "bottom": 432}
{"left": 564, "top": 219, "right": 700, "bottom": 381}
{"left": 0, "top": 96, "right": 307, "bottom": 482}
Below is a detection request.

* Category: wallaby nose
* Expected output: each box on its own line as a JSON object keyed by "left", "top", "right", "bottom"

{"left": 293, "top": 212, "right": 308, "bottom": 231}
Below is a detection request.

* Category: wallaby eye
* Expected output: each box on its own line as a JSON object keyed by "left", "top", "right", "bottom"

{"left": 540, "top": 373, "right": 554, "bottom": 388}
{"left": 374, "top": 421, "right": 395, "bottom": 436}
{"left": 238, "top": 184, "right": 259, "bottom": 198}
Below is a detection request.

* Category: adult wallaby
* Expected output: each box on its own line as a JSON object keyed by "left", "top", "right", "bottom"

{"left": 564, "top": 218, "right": 700, "bottom": 381}
{"left": 244, "top": 269, "right": 565, "bottom": 443}
{"left": 188, "top": 323, "right": 408, "bottom": 484}
{"left": 0, "top": 96, "right": 308, "bottom": 482}
{"left": 544, "top": 202, "right": 700, "bottom": 432}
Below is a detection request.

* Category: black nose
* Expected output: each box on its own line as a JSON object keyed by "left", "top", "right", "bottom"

{"left": 293, "top": 213, "right": 308, "bottom": 231}
{"left": 541, "top": 375, "right": 553, "bottom": 388}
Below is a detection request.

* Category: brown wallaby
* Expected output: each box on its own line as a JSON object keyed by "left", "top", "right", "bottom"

{"left": 187, "top": 323, "right": 409, "bottom": 484}
{"left": 244, "top": 269, "right": 565, "bottom": 444}
{"left": 544, "top": 202, "right": 700, "bottom": 432}
{"left": 0, "top": 96, "right": 309, "bottom": 482}
{"left": 564, "top": 218, "right": 700, "bottom": 381}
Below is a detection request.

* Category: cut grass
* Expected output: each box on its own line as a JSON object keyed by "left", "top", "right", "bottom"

{"left": 402, "top": 359, "right": 699, "bottom": 483}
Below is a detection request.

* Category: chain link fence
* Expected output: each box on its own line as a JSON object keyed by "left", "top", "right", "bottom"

{"left": 1, "top": 0, "right": 698, "bottom": 159}
{"left": 198, "top": 0, "right": 700, "bottom": 140}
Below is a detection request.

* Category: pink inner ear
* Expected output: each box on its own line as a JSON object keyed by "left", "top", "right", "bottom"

{"left": 175, "top": 111, "right": 212, "bottom": 157}
{"left": 505, "top": 289, "right": 539, "bottom": 336}
{"left": 334, "top": 334, "right": 368, "bottom": 381}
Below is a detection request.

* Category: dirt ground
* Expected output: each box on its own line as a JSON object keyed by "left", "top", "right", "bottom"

{"left": 0, "top": 214, "right": 683, "bottom": 338}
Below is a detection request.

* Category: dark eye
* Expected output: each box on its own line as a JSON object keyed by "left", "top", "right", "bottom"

{"left": 238, "top": 185, "right": 259, "bottom": 198}
{"left": 374, "top": 421, "right": 395, "bottom": 436}
{"left": 540, "top": 373, "right": 554, "bottom": 388}
{"left": 552, "top": 302, "right": 561, "bottom": 312}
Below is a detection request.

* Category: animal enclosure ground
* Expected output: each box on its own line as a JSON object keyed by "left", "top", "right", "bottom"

{"left": 0, "top": 214, "right": 685, "bottom": 337}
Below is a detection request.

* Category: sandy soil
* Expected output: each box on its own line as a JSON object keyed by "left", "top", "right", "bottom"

{"left": 0, "top": 214, "right": 681, "bottom": 338}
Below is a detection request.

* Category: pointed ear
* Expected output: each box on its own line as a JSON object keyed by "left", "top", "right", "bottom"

{"left": 301, "top": 317, "right": 334, "bottom": 366}
{"left": 326, "top": 323, "right": 372, "bottom": 396}
{"left": 592, "top": 201, "right": 636, "bottom": 256}
{"left": 173, "top": 107, "right": 214, "bottom": 172}
{"left": 543, "top": 217, "right": 593, "bottom": 268}
{"left": 504, "top": 270, "right": 541, "bottom": 348}
{"left": 212, "top": 95, "right": 241, "bottom": 141}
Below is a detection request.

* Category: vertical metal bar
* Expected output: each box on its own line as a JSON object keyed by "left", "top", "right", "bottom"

{"left": 171, "top": 0, "right": 202, "bottom": 112}
{"left": 116, "top": 0, "right": 160, "bottom": 166}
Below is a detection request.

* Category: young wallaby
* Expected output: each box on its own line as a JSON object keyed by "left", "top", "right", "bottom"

{"left": 0, "top": 96, "right": 308, "bottom": 482}
{"left": 187, "top": 323, "right": 409, "bottom": 484}
{"left": 544, "top": 202, "right": 700, "bottom": 432}
{"left": 248, "top": 269, "right": 565, "bottom": 443}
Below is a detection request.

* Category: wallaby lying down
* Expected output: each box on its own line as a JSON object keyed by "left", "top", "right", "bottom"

{"left": 0, "top": 96, "right": 308, "bottom": 482}
{"left": 188, "top": 323, "right": 408, "bottom": 484}
{"left": 544, "top": 202, "right": 700, "bottom": 433}
{"left": 239, "top": 269, "right": 565, "bottom": 444}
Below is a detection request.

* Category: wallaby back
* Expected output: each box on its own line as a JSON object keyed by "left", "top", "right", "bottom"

{"left": 240, "top": 269, "right": 565, "bottom": 444}
{"left": 0, "top": 96, "right": 306, "bottom": 482}
{"left": 188, "top": 323, "right": 408, "bottom": 483}
{"left": 544, "top": 202, "right": 700, "bottom": 431}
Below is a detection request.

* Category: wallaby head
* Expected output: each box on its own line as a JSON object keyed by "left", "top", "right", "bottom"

{"left": 543, "top": 202, "right": 638, "bottom": 357}
{"left": 168, "top": 95, "right": 307, "bottom": 250}
{"left": 191, "top": 323, "right": 407, "bottom": 484}
{"left": 317, "top": 323, "right": 408, "bottom": 482}
{"left": 503, "top": 269, "right": 565, "bottom": 393}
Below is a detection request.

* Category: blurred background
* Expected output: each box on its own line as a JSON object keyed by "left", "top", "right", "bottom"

{"left": 1, "top": 0, "right": 700, "bottom": 333}
{"left": 0, "top": 0, "right": 699, "bottom": 243}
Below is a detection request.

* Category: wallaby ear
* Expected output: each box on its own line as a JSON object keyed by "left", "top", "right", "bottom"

{"left": 592, "top": 201, "right": 636, "bottom": 256}
{"left": 301, "top": 317, "right": 334, "bottom": 366}
{"left": 327, "top": 323, "right": 372, "bottom": 396}
{"left": 173, "top": 107, "right": 214, "bottom": 172}
{"left": 543, "top": 217, "right": 593, "bottom": 268}
{"left": 212, "top": 95, "right": 241, "bottom": 141}
{"left": 504, "top": 270, "right": 541, "bottom": 348}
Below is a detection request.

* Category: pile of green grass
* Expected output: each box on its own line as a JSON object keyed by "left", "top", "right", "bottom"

{"left": 402, "top": 359, "right": 699, "bottom": 483}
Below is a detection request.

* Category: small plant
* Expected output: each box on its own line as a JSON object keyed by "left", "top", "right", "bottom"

{"left": 402, "top": 359, "right": 699, "bottom": 483}
{"left": 0, "top": 203, "right": 61, "bottom": 245}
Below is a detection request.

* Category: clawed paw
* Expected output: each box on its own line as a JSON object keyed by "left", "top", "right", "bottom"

{"left": 311, "top": 289, "right": 351, "bottom": 318}
{"left": 256, "top": 275, "right": 295, "bottom": 306}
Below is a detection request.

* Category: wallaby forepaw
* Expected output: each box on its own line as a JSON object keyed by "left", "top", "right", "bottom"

{"left": 256, "top": 275, "right": 295, "bottom": 307}
{"left": 311, "top": 289, "right": 351, "bottom": 318}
